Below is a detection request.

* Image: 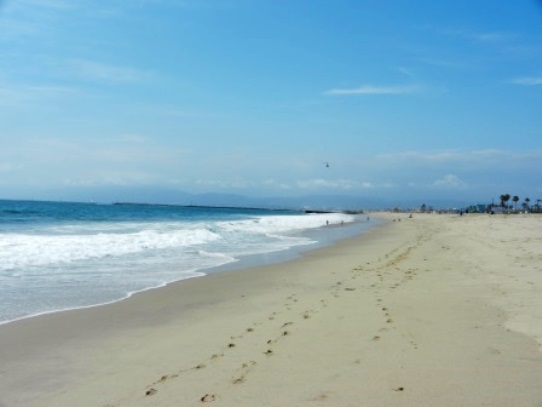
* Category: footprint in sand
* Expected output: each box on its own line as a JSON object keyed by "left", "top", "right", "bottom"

{"left": 233, "top": 375, "right": 246, "bottom": 384}
{"left": 201, "top": 393, "right": 216, "bottom": 402}
{"left": 311, "top": 392, "right": 332, "bottom": 401}
{"left": 242, "top": 361, "right": 256, "bottom": 368}
{"left": 233, "top": 360, "right": 257, "bottom": 384}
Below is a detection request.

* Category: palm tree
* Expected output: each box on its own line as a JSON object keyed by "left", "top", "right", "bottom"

{"left": 500, "top": 194, "right": 511, "bottom": 208}
{"left": 512, "top": 196, "right": 519, "bottom": 211}
{"left": 524, "top": 197, "right": 530, "bottom": 212}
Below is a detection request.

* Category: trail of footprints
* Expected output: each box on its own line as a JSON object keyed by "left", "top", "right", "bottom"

{"left": 140, "top": 290, "right": 323, "bottom": 403}
{"left": 354, "top": 241, "right": 423, "bottom": 352}
{"left": 139, "top": 233, "right": 429, "bottom": 403}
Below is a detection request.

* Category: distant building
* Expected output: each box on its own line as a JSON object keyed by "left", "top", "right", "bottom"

{"left": 466, "top": 204, "right": 488, "bottom": 213}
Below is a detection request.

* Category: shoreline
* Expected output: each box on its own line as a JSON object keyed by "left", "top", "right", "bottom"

{"left": 1, "top": 213, "right": 542, "bottom": 406}
{"left": 0, "top": 216, "right": 377, "bottom": 328}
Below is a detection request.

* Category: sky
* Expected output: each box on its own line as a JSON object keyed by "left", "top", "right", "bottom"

{"left": 0, "top": 0, "right": 541, "bottom": 207}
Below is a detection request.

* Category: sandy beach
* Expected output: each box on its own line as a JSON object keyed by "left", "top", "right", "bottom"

{"left": 1, "top": 212, "right": 542, "bottom": 407}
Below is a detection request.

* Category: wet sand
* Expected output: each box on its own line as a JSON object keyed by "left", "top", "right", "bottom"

{"left": 1, "top": 212, "right": 542, "bottom": 406}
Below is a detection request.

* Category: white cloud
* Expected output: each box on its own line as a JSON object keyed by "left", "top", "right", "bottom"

{"left": 325, "top": 84, "right": 420, "bottom": 95}
{"left": 18, "top": 0, "right": 75, "bottom": 9}
{"left": 0, "top": 82, "right": 76, "bottom": 106}
{"left": 511, "top": 77, "right": 542, "bottom": 86}
{"left": 65, "top": 59, "right": 149, "bottom": 84}
{"left": 187, "top": 177, "right": 375, "bottom": 193}
{"left": 376, "top": 149, "right": 542, "bottom": 166}
{"left": 377, "top": 150, "right": 457, "bottom": 162}
{"left": 442, "top": 28, "right": 515, "bottom": 44}
{"left": 396, "top": 67, "right": 415, "bottom": 79}
{"left": 0, "top": 0, "right": 77, "bottom": 42}
{"left": 194, "top": 179, "right": 251, "bottom": 189}
{"left": 263, "top": 179, "right": 293, "bottom": 190}
{"left": 115, "top": 134, "right": 149, "bottom": 144}
{"left": 432, "top": 174, "right": 466, "bottom": 189}
{"left": 0, "top": 18, "right": 38, "bottom": 39}
{"left": 62, "top": 171, "right": 155, "bottom": 187}
{"left": 296, "top": 178, "right": 369, "bottom": 190}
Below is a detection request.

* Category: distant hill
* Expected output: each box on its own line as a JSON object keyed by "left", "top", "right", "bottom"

{"left": 2, "top": 186, "right": 474, "bottom": 211}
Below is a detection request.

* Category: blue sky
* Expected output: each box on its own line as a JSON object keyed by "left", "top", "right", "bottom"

{"left": 1, "top": 0, "right": 541, "bottom": 207}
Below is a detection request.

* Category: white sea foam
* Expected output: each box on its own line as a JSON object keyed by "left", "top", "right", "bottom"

{"left": 0, "top": 212, "right": 354, "bottom": 272}
{"left": 0, "top": 203, "right": 369, "bottom": 325}
{"left": 0, "top": 227, "right": 220, "bottom": 271}
{"left": 219, "top": 212, "right": 354, "bottom": 235}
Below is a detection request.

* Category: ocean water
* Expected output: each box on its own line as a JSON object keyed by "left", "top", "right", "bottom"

{"left": 0, "top": 200, "right": 375, "bottom": 325}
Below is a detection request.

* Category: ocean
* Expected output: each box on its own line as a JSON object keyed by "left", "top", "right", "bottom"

{"left": 0, "top": 199, "right": 376, "bottom": 325}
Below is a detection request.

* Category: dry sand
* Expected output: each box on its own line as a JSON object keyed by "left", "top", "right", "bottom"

{"left": 1, "top": 213, "right": 542, "bottom": 407}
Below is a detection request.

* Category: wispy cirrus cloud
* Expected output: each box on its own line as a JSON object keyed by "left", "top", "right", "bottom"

{"left": 64, "top": 59, "right": 149, "bottom": 84}
{"left": 510, "top": 76, "right": 542, "bottom": 86}
{"left": 375, "top": 149, "right": 542, "bottom": 172}
{"left": 324, "top": 84, "right": 420, "bottom": 96}
{"left": 0, "top": 0, "right": 77, "bottom": 41}
{"left": 0, "top": 82, "right": 76, "bottom": 106}
{"left": 439, "top": 27, "right": 540, "bottom": 59}
{"left": 17, "top": 0, "right": 75, "bottom": 10}
{"left": 441, "top": 28, "right": 516, "bottom": 44}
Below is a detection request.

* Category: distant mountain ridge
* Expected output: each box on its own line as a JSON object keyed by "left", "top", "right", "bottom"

{"left": 0, "top": 185, "right": 473, "bottom": 211}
